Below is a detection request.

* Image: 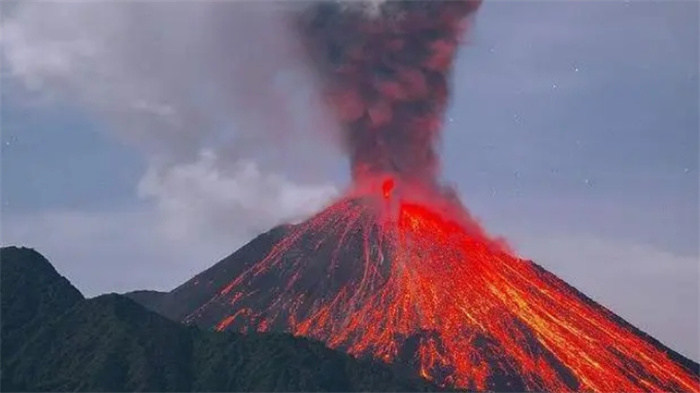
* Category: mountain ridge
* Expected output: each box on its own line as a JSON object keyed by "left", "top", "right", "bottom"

{"left": 0, "top": 245, "right": 442, "bottom": 392}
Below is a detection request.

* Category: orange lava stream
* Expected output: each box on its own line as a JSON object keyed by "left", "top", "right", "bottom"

{"left": 193, "top": 179, "right": 699, "bottom": 392}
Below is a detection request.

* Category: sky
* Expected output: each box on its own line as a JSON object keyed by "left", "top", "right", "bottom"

{"left": 1, "top": 0, "right": 698, "bottom": 361}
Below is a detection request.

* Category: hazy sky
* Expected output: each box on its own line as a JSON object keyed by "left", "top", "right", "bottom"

{"left": 1, "top": 1, "right": 698, "bottom": 361}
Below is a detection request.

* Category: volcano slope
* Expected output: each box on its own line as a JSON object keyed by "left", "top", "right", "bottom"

{"left": 128, "top": 182, "right": 700, "bottom": 393}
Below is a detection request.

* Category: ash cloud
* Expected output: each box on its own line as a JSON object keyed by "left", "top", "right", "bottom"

{"left": 296, "top": 1, "right": 482, "bottom": 185}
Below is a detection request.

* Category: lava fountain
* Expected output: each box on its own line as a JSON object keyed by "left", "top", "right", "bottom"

{"left": 177, "top": 1, "right": 700, "bottom": 392}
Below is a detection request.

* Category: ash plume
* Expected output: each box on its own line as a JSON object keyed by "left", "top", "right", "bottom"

{"left": 294, "top": 0, "right": 482, "bottom": 186}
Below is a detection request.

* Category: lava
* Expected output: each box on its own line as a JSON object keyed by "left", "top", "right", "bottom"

{"left": 179, "top": 1, "right": 699, "bottom": 391}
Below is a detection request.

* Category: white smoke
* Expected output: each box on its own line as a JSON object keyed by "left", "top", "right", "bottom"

{"left": 2, "top": 1, "right": 341, "bottom": 238}
{"left": 137, "top": 151, "right": 338, "bottom": 242}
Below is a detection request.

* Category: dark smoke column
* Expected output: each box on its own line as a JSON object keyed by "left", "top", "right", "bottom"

{"left": 295, "top": 0, "right": 482, "bottom": 186}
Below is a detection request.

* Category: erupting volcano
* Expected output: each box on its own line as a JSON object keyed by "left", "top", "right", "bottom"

{"left": 138, "top": 1, "right": 700, "bottom": 392}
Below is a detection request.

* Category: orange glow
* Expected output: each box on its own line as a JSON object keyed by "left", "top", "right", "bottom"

{"left": 189, "top": 178, "right": 699, "bottom": 392}
{"left": 381, "top": 178, "right": 395, "bottom": 200}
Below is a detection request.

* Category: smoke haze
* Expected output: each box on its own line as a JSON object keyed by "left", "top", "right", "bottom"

{"left": 2, "top": 1, "right": 343, "bottom": 237}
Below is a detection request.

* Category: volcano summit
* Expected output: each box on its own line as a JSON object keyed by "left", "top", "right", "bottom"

{"left": 126, "top": 1, "right": 700, "bottom": 392}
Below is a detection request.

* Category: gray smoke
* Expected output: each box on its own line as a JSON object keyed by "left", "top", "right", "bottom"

{"left": 2, "top": 1, "right": 342, "bottom": 241}
{"left": 2, "top": 1, "right": 341, "bottom": 167}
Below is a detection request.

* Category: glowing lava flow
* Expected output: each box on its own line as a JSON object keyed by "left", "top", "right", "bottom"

{"left": 184, "top": 178, "right": 699, "bottom": 392}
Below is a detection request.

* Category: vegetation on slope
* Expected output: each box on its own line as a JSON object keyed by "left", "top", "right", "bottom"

{"left": 0, "top": 246, "right": 439, "bottom": 392}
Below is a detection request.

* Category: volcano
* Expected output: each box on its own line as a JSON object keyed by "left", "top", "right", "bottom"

{"left": 132, "top": 181, "right": 699, "bottom": 392}
{"left": 130, "top": 1, "right": 698, "bottom": 392}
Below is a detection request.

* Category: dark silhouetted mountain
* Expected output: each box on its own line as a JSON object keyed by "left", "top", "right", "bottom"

{"left": 1, "top": 247, "right": 85, "bottom": 391}
{"left": 124, "top": 290, "right": 168, "bottom": 314}
{"left": 0, "top": 246, "right": 440, "bottom": 392}
{"left": 0, "top": 247, "right": 84, "bottom": 356}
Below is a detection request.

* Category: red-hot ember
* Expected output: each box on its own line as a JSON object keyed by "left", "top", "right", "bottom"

{"left": 176, "top": 1, "right": 700, "bottom": 392}
{"left": 381, "top": 178, "right": 394, "bottom": 199}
